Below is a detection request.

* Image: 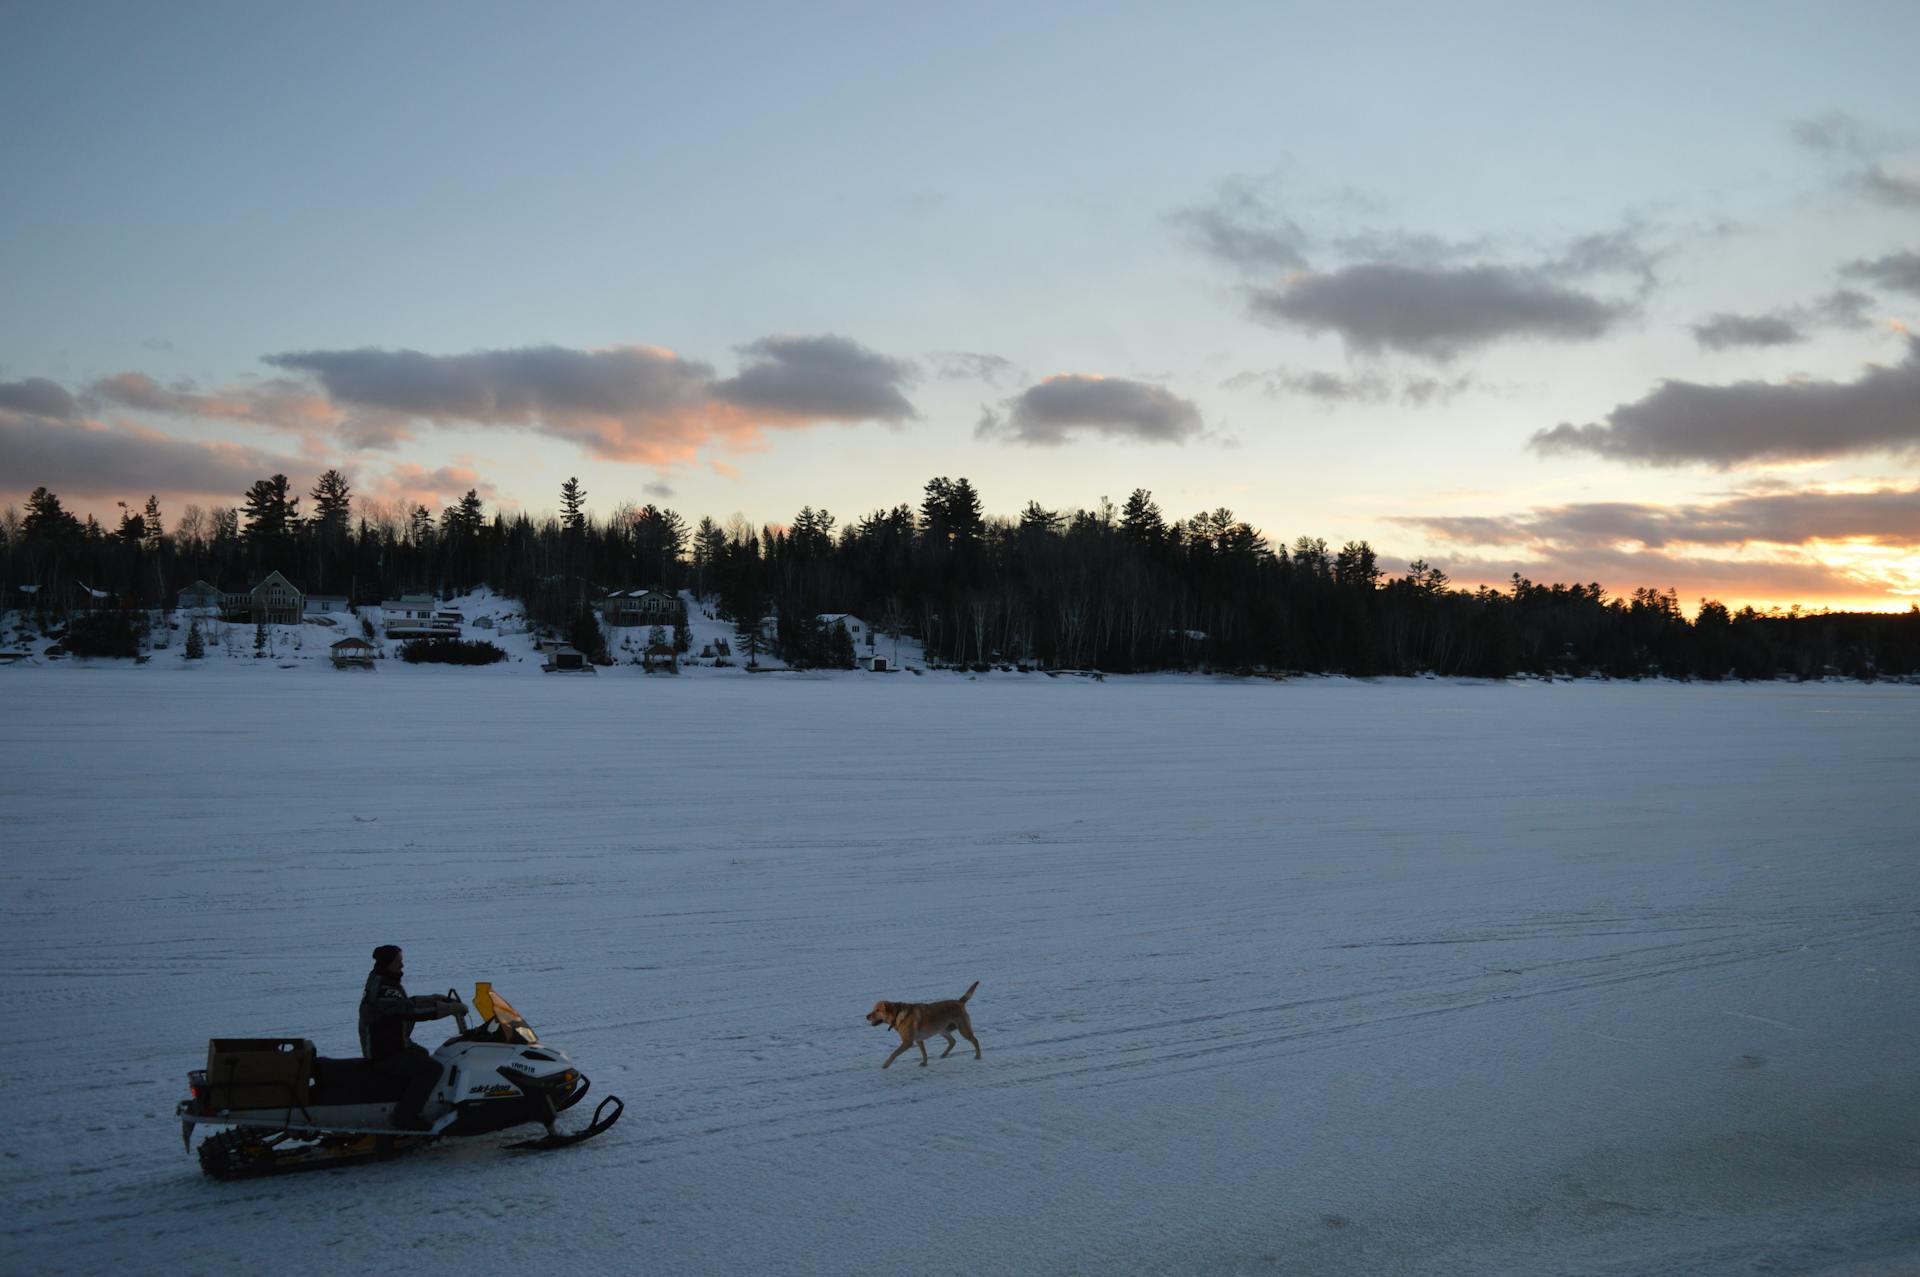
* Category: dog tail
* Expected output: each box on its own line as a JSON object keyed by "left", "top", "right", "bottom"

{"left": 960, "top": 980, "right": 979, "bottom": 1004}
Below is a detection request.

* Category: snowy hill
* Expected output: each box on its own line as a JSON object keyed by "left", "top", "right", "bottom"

{"left": 0, "top": 588, "right": 932, "bottom": 678}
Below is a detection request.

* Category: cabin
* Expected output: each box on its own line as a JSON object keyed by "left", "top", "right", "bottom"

{"left": 176, "top": 580, "right": 223, "bottom": 613}
{"left": 597, "top": 589, "right": 687, "bottom": 627}
{"left": 304, "top": 594, "right": 349, "bottom": 616}
{"left": 329, "top": 637, "right": 376, "bottom": 669}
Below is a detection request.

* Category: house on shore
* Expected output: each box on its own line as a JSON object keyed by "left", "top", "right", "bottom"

{"left": 304, "top": 594, "right": 349, "bottom": 616}
{"left": 179, "top": 571, "right": 305, "bottom": 624}
{"left": 380, "top": 593, "right": 457, "bottom": 639}
{"left": 177, "top": 580, "right": 223, "bottom": 614}
{"left": 817, "top": 613, "right": 873, "bottom": 646}
{"left": 597, "top": 589, "right": 687, "bottom": 628}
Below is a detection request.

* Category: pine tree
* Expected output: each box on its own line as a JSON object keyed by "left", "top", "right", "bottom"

{"left": 184, "top": 618, "right": 205, "bottom": 659}
{"left": 309, "top": 470, "right": 352, "bottom": 537}
{"left": 1121, "top": 489, "right": 1166, "bottom": 546}
{"left": 142, "top": 495, "right": 164, "bottom": 551}
{"left": 241, "top": 475, "right": 300, "bottom": 542}
{"left": 22, "top": 487, "right": 80, "bottom": 541}
{"left": 560, "top": 478, "right": 587, "bottom": 532}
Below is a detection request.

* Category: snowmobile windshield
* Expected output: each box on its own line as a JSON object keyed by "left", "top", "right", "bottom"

{"left": 472, "top": 983, "right": 539, "bottom": 1045}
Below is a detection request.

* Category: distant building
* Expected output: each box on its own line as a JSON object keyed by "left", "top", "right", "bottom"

{"left": 540, "top": 643, "right": 595, "bottom": 673}
{"left": 212, "top": 571, "right": 304, "bottom": 624}
{"left": 380, "top": 593, "right": 437, "bottom": 621}
{"left": 598, "top": 589, "right": 687, "bottom": 627}
{"left": 304, "top": 594, "right": 349, "bottom": 616}
{"left": 379, "top": 593, "right": 456, "bottom": 639}
{"left": 176, "top": 580, "right": 222, "bottom": 613}
{"left": 817, "top": 613, "right": 872, "bottom": 646}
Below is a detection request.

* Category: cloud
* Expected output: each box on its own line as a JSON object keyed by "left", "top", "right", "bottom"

{"left": 1690, "top": 287, "right": 1878, "bottom": 350}
{"left": 88, "top": 371, "right": 334, "bottom": 428}
{"left": 0, "top": 403, "right": 307, "bottom": 499}
{"left": 1792, "top": 112, "right": 1920, "bottom": 210}
{"left": 1416, "top": 544, "right": 1882, "bottom": 606}
{"left": 265, "top": 338, "right": 916, "bottom": 465}
{"left": 976, "top": 374, "right": 1204, "bottom": 446}
{"left": 1250, "top": 263, "right": 1627, "bottom": 360}
{"left": 1813, "top": 288, "right": 1877, "bottom": 328}
{"left": 1168, "top": 177, "right": 1310, "bottom": 272}
{"left": 1223, "top": 366, "right": 1472, "bottom": 406}
{"left": 1545, "top": 225, "right": 1661, "bottom": 285}
{"left": 0, "top": 377, "right": 79, "bottom": 420}
{"left": 1531, "top": 335, "right": 1920, "bottom": 467}
{"left": 1395, "top": 487, "right": 1920, "bottom": 550}
{"left": 359, "top": 463, "right": 501, "bottom": 511}
{"left": 930, "top": 351, "right": 1020, "bottom": 386}
{"left": 710, "top": 335, "right": 918, "bottom": 423}
{"left": 1172, "top": 173, "right": 1653, "bottom": 360}
{"left": 1691, "top": 313, "right": 1805, "bottom": 350}
{"left": 1843, "top": 251, "right": 1920, "bottom": 298}
{"left": 1390, "top": 483, "right": 1920, "bottom": 605}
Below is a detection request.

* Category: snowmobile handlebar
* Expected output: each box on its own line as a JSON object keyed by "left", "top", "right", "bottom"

{"left": 447, "top": 988, "right": 469, "bottom": 1032}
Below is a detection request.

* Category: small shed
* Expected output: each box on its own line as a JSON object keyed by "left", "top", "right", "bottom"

{"left": 330, "top": 637, "right": 376, "bottom": 669}
{"left": 542, "top": 645, "right": 595, "bottom": 674}
{"left": 642, "top": 642, "right": 679, "bottom": 673}
{"left": 858, "top": 653, "right": 891, "bottom": 672}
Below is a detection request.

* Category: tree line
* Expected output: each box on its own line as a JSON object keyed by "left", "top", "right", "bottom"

{"left": 5, "top": 473, "right": 1916, "bottom": 680}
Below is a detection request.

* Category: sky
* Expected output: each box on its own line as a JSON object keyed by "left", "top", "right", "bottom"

{"left": 2, "top": 1, "right": 1917, "bottom": 612}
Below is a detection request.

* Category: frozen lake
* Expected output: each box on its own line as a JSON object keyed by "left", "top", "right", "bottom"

{"left": 2, "top": 669, "right": 1917, "bottom": 1275}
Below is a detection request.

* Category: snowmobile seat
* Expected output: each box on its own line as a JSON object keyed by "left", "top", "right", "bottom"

{"left": 311, "top": 1056, "right": 412, "bottom": 1107}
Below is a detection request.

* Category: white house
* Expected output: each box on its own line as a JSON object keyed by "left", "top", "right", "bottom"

{"left": 304, "top": 594, "right": 349, "bottom": 616}
{"left": 379, "top": 594, "right": 437, "bottom": 621}
{"left": 817, "top": 613, "right": 872, "bottom": 645}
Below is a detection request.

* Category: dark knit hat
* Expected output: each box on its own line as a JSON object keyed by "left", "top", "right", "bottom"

{"left": 372, "top": 944, "right": 402, "bottom": 968}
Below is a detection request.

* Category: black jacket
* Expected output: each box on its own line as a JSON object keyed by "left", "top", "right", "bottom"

{"left": 359, "top": 969, "right": 433, "bottom": 1060}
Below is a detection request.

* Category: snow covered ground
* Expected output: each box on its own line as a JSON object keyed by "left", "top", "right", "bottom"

{"left": 1, "top": 671, "right": 1916, "bottom": 1275}
{"left": 0, "top": 589, "right": 927, "bottom": 675}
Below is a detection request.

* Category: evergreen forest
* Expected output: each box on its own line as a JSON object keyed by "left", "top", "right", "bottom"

{"left": 5, "top": 473, "right": 1916, "bottom": 680}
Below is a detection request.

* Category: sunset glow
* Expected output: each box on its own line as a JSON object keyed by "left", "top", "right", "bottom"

{"left": 1, "top": 6, "right": 1915, "bottom": 614}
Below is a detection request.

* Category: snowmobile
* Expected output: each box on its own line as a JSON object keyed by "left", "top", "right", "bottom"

{"left": 176, "top": 982, "right": 623, "bottom": 1180}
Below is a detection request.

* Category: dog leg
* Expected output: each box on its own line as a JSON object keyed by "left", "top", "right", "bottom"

{"left": 882, "top": 1039, "right": 914, "bottom": 1069}
{"left": 940, "top": 1031, "right": 957, "bottom": 1058}
{"left": 959, "top": 1022, "right": 982, "bottom": 1059}
{"left": 917, "top": 1039, "right": 930, "bottom": 1067}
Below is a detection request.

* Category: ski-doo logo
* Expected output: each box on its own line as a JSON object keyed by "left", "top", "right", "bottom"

{"left": 468, "top": 1083, "right": 517, "bottom": 1097}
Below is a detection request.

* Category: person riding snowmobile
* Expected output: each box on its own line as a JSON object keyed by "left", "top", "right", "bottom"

{"left": 359, "top": 945, "right": 463, "bottom": 1131}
